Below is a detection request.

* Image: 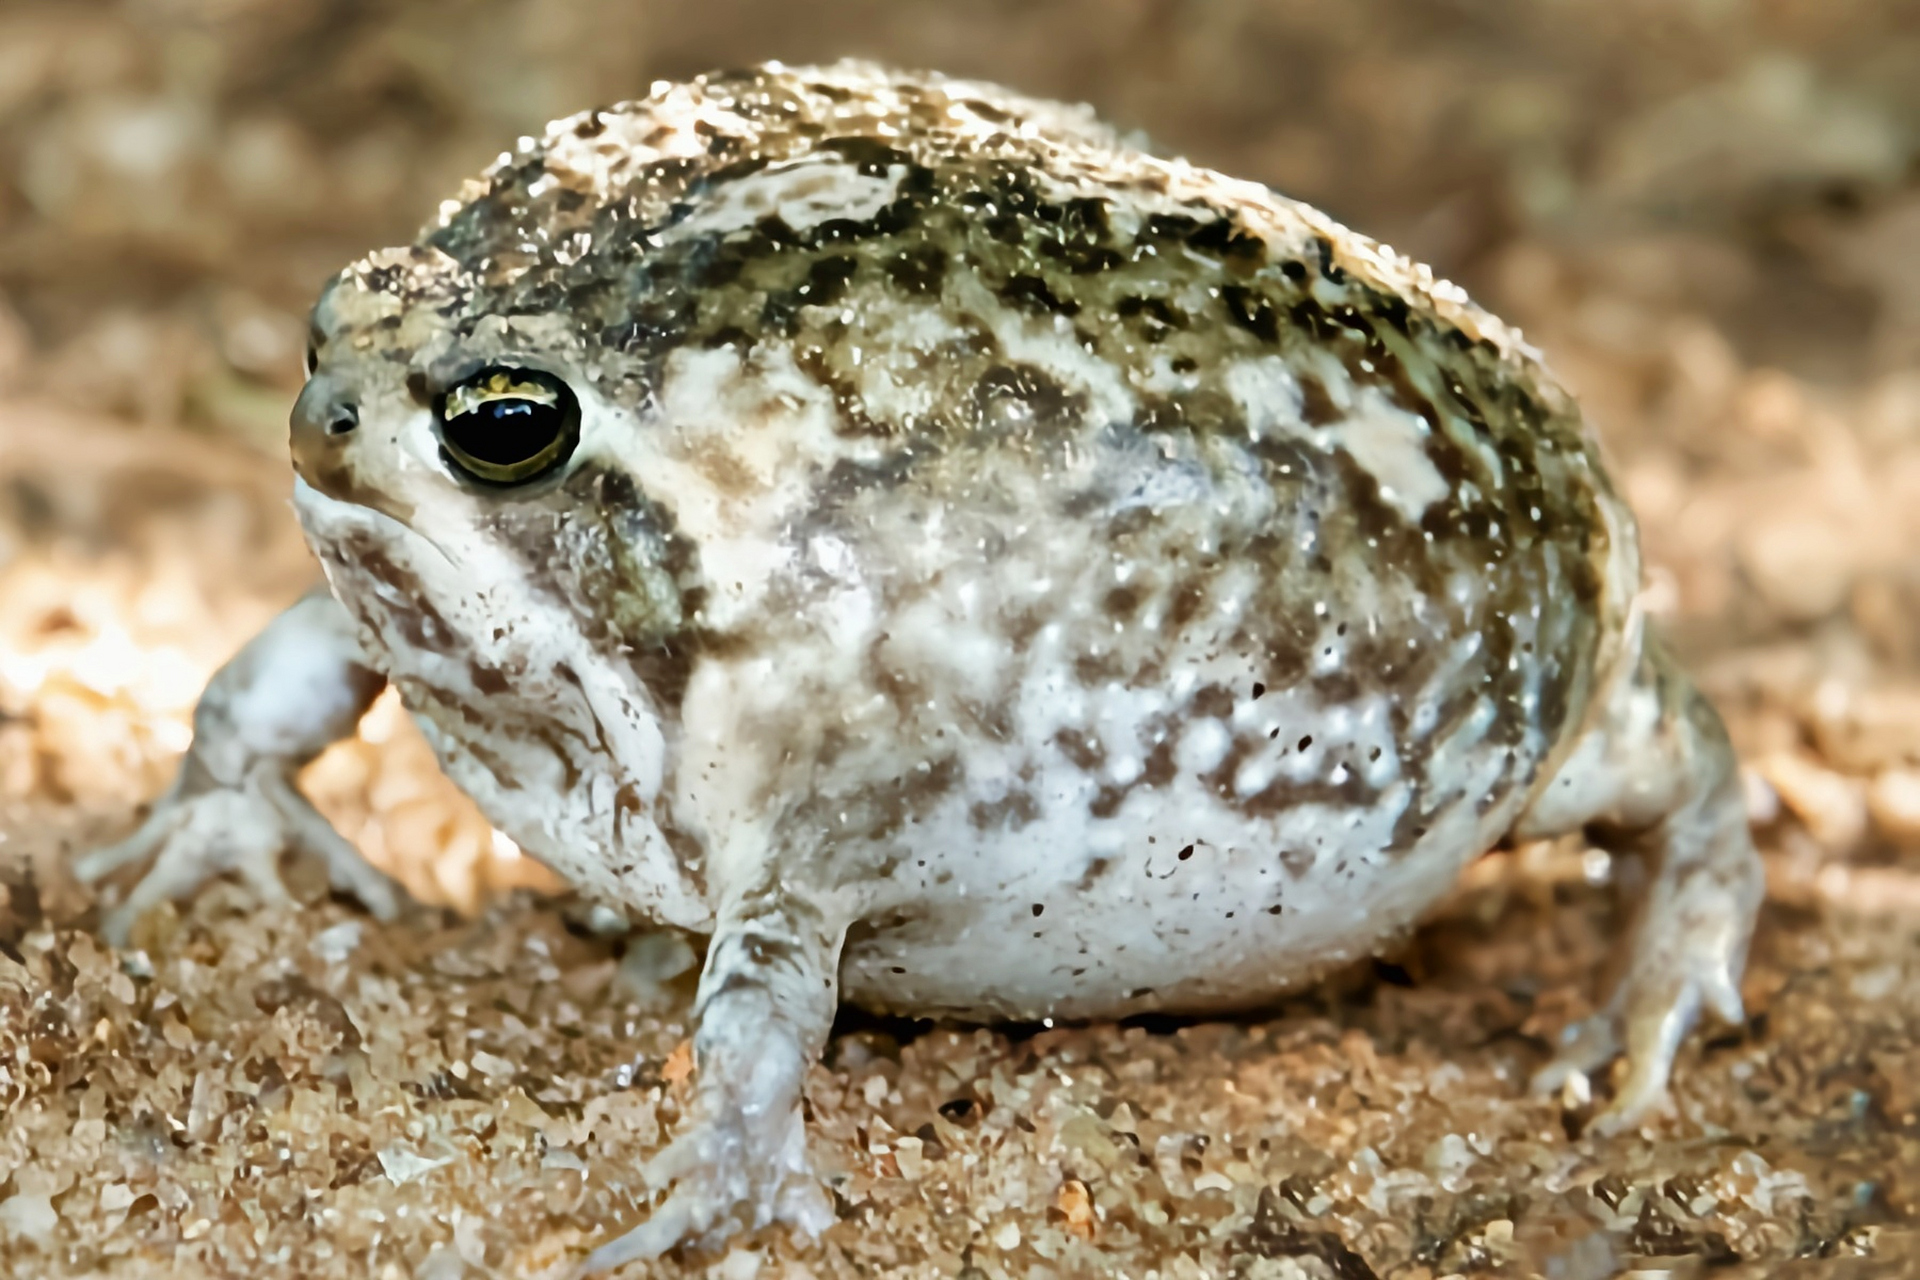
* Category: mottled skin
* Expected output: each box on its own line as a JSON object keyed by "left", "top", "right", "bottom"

{"left": 76, "top": 63, "right": 1763, "bottom": 1271}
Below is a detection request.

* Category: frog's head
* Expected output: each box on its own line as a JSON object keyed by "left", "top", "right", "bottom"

{"left": 290, "top": 242, "right": 706, "bottom": 712}
{"left": 292, "top": 244, "right": 594, "bottom": 522}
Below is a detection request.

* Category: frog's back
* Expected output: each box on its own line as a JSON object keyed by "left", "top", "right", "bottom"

{"left": 401, "top": 62, "right": 1635, "bottom": 1017}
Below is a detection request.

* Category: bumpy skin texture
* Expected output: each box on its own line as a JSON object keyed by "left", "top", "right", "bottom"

{"left": 80, "top": 62, "right": 1764, "bottom": 1270}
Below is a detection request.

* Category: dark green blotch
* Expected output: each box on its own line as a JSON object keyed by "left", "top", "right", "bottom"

{"left": 1312, "top": 235, "right": 1346, "bottom": 283}
{"left": 810, "top": 217, "right": 877, "bottom": 245}
{"left": 1001, "top": 273, "right": 1081, "bottom": 317}
{"left": 963, "top": 97, "right": 1014, "bottom": 124}
{"left": 1188, "top": 217, "right": 1264, "bottom": 261}
{"left": 755, "top": 214, "right": 803, "bottom": 247}
{"left": 1221, "top": 285, "right": 1280, "bottom": 343}
{"left": 1288, "top": 299, "right": 1343, "bottom": 343}
{"left": 1366, "top": 286, "right": 1412, "bottom": 337}
{"left": 800, "top": 255, "right": 859, "bottom": 305}
{"left": 1298, "top": 374, "right": 1339, "bottom": 426}
{"left": 1117, "top": 294, "right": 1187, "bottom": 341}
{"left": 1061, "top": 197, "right": 1112, "bottom": 240}
{"left": 1042, "top": 241, "right": 1126, "bottom": 274}
{"left": 1145, "top": 212, "right": 1201, "bottom": 239}
{"left": 986, "top": 215, "right": 1025, "bottom": 245}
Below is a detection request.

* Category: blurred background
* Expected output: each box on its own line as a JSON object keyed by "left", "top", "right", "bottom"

{"left": 0, "top": 2, "right": 1918, "bottom": 1275}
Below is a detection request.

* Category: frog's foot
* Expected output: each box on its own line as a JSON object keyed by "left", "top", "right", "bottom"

{"left": 1529, "top": 791, "right": 1758, "bottom": 1134}
{"left": 75, "top": 764, "right": 403, "bottom": 945}
{"left": 576, "top": 874, "right": 846, "bottom": 1274}
{"left": 1516, "top": 627, "right": 1764, "bottom": 1136}
{"left": 574, "top": 1098, "right": 833, "bottom": 1275}
{"left": 1531, "top": 929, "right": 1747, "bottom": 1134}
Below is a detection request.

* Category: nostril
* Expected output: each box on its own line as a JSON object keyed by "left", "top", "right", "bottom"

{"left": 325, "top": 405, "right": 359, "bottom": 437}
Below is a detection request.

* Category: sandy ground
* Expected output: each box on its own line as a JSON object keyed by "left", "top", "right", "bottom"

{"left": 2, "top": 1, "right": 1919, "bottom": 1276}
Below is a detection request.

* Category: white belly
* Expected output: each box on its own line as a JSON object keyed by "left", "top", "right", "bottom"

{"left": 834, "top": 747, "right": 1507, "bottom": 1020}
{"left": 669, "top": 622, "right": 1531, "bottom": 1020}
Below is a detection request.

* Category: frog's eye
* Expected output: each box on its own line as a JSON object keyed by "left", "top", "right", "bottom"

{"left": 435, "top": 366, "right": 581, "bottom": 486}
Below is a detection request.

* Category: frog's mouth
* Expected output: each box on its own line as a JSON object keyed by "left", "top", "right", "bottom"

{"left": 291, "top": 476, "right": 462, "bottom": 577}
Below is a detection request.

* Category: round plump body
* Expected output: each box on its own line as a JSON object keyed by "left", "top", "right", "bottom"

{"left": 292, "top": 62, "right": 1636, "bottom": 1021}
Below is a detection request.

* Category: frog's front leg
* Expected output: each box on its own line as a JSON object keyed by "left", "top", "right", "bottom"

{"left": 74, "top": 586, "right": 402, "bottom": 944}
{"left": 577, "top": 864, "right": 844, "bottom": 1274}
{"left": 1516, "top": 617, "right": 1764, "bottom": 1132}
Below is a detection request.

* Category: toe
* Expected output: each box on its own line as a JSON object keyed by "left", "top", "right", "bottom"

{"left": 311, "top": 825, "right": 403, "bottom": 919}
{"left": 1699, "top": 963, "right": 1745, "bottom": 1027}
{"left": 73, "top": 804, "right": 184, "bottom": 884}
{"left": 574, "top": 1192, "right": 706, "bottom": 1276}
{"left": 775, "top": 1175, "right": 836, "bottom": 1239}
{"left": 100, "top": 833, "right": 225, "bottom": 945}
{"left": 232, "top": 849, "right": 297, "bottom": 911}
{"left": 264, "top": 773, "right": 406, "bottom": 920}
{"left": 1589, "top": 981, "right": 1701, "bottom": 1132}
{"left": 638, "top": 1128, "right": 710, "bottom": 1193}
{"left": 1530, "top": 1012, "right": 1621, "bottom": 1096}
{"left": 100, "top": 901, "right": 141, "bottom": 949}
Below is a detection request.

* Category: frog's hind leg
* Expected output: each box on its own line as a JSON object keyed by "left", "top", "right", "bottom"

{"left": 1513, "top": 616, "right": 1763, "bottom": 1132}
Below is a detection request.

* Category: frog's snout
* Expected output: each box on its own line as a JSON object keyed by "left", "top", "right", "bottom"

{"left": 291, "top": 374, "right": 361, "bottom": 469}
{"left": 290, "top": 373, "right": 404, "bottom": 522}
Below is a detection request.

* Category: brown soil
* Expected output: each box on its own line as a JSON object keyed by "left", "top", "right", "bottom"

{"left": 2, "top": 3, "right": 1918, "bottom": 1277}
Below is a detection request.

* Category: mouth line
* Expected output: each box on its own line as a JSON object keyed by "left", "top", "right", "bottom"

{"left": 291, "top": 475, "right": 463, "bottom": 572}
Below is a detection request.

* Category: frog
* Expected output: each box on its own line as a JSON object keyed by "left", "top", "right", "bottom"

{"left": 74, "top": 60, "right": 1765, "bottom": 1272}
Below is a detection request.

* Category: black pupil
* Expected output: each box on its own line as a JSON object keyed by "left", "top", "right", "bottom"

{"left": 447, "top": 398, "right": 559, "bottom": 465}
